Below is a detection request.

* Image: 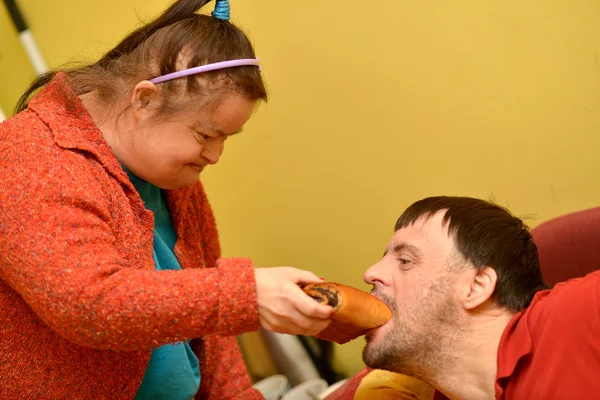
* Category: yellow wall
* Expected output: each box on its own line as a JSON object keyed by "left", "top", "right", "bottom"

{"left": 2, "top": 0, "right": 600, "bottom": 375}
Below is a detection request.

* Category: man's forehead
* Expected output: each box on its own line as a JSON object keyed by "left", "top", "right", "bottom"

{"left": 397, "top": 211, "right": 449, "bottom": 233}
{"left": 388, "top": 212, "right": 454, "bottom": 251}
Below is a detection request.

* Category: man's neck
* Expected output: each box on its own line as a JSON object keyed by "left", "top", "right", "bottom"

{"left": 430, "top": 310, "right": 514, "bottom": 400}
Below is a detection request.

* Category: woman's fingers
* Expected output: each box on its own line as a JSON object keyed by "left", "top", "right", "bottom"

{"left": 255, "top": 267, "right": 334, "bottom": 335}
{"left": 288, "top": 283, "right": 335, "bottom": 319}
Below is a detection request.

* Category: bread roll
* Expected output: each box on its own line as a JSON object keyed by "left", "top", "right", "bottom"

{"left": 302, "top": 282, "right": 392, "bottom": 344}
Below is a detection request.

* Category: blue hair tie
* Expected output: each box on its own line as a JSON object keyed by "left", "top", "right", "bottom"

{"left": 212, "top": 0, "right": 230, "bottom": 21}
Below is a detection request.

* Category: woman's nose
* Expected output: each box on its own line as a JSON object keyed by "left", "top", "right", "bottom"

{"left": 202, "top": 139, "right": 224, "bottom": 165}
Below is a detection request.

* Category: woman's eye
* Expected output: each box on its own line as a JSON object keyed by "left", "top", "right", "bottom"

{"left": 194, "top": 131, "right": 210, "bottom": 141}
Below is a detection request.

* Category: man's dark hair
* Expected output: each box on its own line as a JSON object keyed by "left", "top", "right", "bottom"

{"left": 396, "top": 196, "right": 548, "bottom": 311}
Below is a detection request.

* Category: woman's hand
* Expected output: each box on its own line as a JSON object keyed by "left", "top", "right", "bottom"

{"left": 254, "top": 267, "right": 334, "bottom": 336}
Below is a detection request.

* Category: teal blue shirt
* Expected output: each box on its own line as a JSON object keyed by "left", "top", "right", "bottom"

{"left": 126, "top": 170, "right": 201, "bottom": 400}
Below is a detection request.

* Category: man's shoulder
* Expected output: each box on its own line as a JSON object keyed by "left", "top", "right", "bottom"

{"left": 498, "top": 271, "right": 600, "bottom": 399}
{"left": 505, "top": 269, "right": 600, "bottom": 356}
{"left": 530, "top": 269, "right": 599, "bottom": 316}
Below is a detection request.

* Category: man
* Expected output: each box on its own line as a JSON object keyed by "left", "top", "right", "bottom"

{"left": 361, "top": 196, "right": 599, "bottom": 399}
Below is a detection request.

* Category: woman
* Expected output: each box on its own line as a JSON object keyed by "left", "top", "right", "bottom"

{"left": 0, "top": 0, "right": 333, "bottom": 399}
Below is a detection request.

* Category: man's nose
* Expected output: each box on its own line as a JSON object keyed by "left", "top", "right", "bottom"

{"left": 364, "top": 258, "right": 388, "bottom": 286}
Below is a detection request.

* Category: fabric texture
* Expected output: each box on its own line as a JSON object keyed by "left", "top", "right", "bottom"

{"left": 125, "top": 169, "right": 200, "bottom": 400}
{"left": 324, "top": 368, "right": 372, "bottom": 400}
{"left": 494, "top": 269, "right": 600, "bottom": 399}
{"left": 0, "top": 73, "right": 263, "bottom": 400}
{"left": 323, "top": 368, "right": 433, "bottom": 400}
{"left": 353, "top": 370, "right": 434, "bottom": 400}
{"left": 531, "top": 206, "right": 600, "bottom": 286}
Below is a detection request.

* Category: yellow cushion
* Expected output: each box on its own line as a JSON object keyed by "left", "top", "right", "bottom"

{"left": 353, "top": 369, "right": 435, "bottom": 400}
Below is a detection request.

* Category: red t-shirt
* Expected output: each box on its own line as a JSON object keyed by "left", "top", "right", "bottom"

{"left": 496, "top": 269, "right": 600, "bottom": 398}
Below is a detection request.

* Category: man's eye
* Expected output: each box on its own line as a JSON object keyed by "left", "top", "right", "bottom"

{"left": 397, "top": 259, "right": 413, "bottom": 271}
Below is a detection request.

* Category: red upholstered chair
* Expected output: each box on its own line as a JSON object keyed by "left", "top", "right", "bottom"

{"left": 531, "top": 206, "right": 600, "bottom": 286}
{"left": 323, "top": 367, "right": 372, "bottom": 400}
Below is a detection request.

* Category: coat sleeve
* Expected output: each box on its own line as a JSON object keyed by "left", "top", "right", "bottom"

{"left": 0, "top": 141, "right": 259, "bottom": 351}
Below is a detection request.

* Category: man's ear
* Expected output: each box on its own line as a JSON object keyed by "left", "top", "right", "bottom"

{"left": 130, "top": 80, "right": 159, "bottom": 122}
{"left": 460, "top": 266, "right": 497, "bottom": 310}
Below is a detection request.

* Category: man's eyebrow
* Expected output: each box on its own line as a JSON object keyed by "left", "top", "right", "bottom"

{"left": 383, "top": 243, "right": 421, "bottom": 257}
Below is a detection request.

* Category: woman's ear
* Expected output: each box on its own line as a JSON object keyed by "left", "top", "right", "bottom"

{"left": 130, "top": 80, "right": 159, "bottom": 122}
{"left": 460, "top": 266, "right": 497, "bottom": 310}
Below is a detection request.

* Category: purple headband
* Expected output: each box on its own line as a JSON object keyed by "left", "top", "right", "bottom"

{"left": 149, "top": 58, "right": 261, "bottom": 84}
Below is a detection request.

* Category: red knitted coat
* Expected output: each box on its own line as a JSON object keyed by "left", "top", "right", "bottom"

{"left": 0, "top": 73, "right": 263, "bottom": 400}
